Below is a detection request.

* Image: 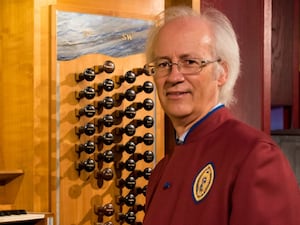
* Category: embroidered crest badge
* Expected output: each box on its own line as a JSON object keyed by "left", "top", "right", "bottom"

{"left": 192, "top": 162, "right": 215, "bottom": 203}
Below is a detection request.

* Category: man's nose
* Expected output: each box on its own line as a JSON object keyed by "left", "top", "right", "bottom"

{"left": 167, "top": 63, "right": 185, "bottom": 81}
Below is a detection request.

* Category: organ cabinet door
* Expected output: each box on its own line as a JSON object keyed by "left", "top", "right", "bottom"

{"left": 50, "top": 4, "right": 164, "bottom": 225}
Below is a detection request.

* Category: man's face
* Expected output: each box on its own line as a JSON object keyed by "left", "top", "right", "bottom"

{"left": 152, "top": 17, "right": 227, "bottom": 127}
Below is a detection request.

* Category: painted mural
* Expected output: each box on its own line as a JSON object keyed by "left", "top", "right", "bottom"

{"left": 57, "top": 11, "right": 153, "bottom": 60}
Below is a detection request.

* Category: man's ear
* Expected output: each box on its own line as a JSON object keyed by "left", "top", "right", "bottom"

{"left": 217, "top": 61, "right": 228, "bottom": 86}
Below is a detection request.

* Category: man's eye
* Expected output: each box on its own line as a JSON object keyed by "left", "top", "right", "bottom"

{"left": 157, "top": 61, "right": 170, "bottom": 68}
{"left": 182, "top": 59, "right": 199, "bottom": 66}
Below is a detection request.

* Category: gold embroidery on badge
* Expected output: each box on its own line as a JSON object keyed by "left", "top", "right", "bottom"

{"left": 193, "top": 163, "right": 215, "bottom": 202}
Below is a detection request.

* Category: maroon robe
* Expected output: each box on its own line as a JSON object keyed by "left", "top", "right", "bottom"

{"left": 143, "top": 107, "right": 300, "bottom": 225}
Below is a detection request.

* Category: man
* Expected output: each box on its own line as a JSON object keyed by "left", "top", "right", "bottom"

{"left": 142, "top": 6, "right": 300, "bottom": 225}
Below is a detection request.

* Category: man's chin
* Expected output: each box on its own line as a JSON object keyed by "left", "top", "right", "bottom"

{"left": 166, "top": 109, "right": 191, "bottom": 120}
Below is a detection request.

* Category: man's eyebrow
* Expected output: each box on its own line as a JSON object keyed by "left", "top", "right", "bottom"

{"left": 155, "top": 54, "right": 190, "bottom": 59}
{"left": 154, "top": 54, "right": 202, "bottom": 61}
{"left": 179, "top": 54, "right": 203, "bottom": 59}
{"left": 154, "top": 56, "right": 171, "bottom": 61}
{"left": 179, "top": 54, "right": 191, "bottom": 58}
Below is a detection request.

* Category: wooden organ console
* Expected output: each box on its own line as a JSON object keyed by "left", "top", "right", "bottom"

{"left": 0, "top": 171, "right": 53, "bottom": 224}
{"left": 0, "top": 1, "right": 164, "bottom": 225}
{"left": 0, "top": 210, "right": 51, "bottom": 225}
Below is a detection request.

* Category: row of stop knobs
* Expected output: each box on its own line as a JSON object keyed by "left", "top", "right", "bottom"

{"left": 75, "top": 149, "right": 153, "bottom": 187}
{"left": 75, "top": 83, "right": 154, "bottom": 121}
{"left": 95, "top": 200, "right": 146, "bottom": 225}
{"left": 75, "top": 115, "right": 154, "bottom": 139}
{"left": 75, "top": 60, "right": 150, "bottom": 83}
{"left": 76, "top": 79, "right": 154, "bottom": 102}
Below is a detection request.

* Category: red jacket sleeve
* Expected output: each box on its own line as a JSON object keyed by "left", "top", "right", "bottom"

{"left": 230, "top": 140, "right": 300, "bottom": 224}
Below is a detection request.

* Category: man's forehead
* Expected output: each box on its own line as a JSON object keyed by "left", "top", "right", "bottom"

{"left": 160, "top": 16, "right": 213, "bottom": 39}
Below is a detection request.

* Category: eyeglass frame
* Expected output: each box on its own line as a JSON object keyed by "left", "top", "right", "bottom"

{"left": 144, "top": 57, "right": 222, "bottom": 77}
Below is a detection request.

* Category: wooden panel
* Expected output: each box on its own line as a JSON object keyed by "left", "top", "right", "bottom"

{"left": 57, "top": 0, "right": 164, "bottom": 19}
{"left": 166, "top": 0, "right": 192, "bottom": 8}
{"left": 32, "top": 0, "right": 53, "bottom": 212}
{"left": 0, "top": 0, "right": 55, "bottom": 212}
{"left": 0, "top": 170, "right": 24, "bottom": 185}
{"left": 272, "top": 0, "right": 299, "bottom": 129}
{"left": 50, "top": 2, "right": 165, "bottom": 224}
{"left": 292, "top": 0, "right": 299, "bottom": 128}
{"left": 0, "top": 0, "right": 36, "bottom": 210}
{"left": 54, "top": 53, "right": 163, "bottom": 225}
{"left": 165, "top": 0, "right": 200, "bottom": 12}
{"left": 0, "top": 0, "right": 165, "bottom": 219}
{"left": 271, "top": 0, "right": 295, "bottom": 106}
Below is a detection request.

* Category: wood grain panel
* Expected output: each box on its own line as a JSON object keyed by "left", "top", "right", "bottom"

{"left": 57, "top": 0, "right": 164, "bottom": 20}
{"left": 50, "top": 2, "right": 165, "bottom": 224}
{"left": 55, "top": 53, "right": 163, "bottom": 225}
{"left": 0, "top": 0, "right": 165, "bottom": 219}
{"left": 0, "top": 0, "right": 35, "bottom": 210}
{"left": 271, "top": 0, "right": 294, "bottom": 106}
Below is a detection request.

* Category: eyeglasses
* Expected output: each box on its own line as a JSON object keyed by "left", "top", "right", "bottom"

{"left": 145, "top": 57, "right": 221, "bottom": 77}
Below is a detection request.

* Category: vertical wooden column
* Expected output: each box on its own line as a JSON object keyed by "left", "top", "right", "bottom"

{"left": 0, "top": 0, "right": 51, "bottom": 211}
{"left": 263, "top": 0, "right": 272, "bottom": 133}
